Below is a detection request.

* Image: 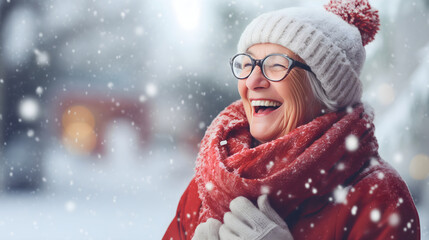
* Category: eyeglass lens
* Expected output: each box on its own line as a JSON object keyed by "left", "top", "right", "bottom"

{"left": 232, "top": 54, "right": 291, "bottom": 81}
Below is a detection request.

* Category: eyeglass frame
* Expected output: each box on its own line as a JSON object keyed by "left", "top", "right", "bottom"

{"left": 229, "top": 53, "right": 313, "bottom": 82}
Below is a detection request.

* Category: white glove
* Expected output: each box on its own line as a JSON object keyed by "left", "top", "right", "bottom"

{"left": 192, "top": 218, "right": 222, "bottom": 240}
{"left": 219, "top": 195, "right": 293, "bottom": 240}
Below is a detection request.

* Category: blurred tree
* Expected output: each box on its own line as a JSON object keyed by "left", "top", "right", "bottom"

{"left": 0, "top": 0, "right": 44, "bottom": 190}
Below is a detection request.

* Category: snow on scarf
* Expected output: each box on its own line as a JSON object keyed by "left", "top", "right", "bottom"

{"left": 195, "top": 100, "right": 379, "bottom": 224}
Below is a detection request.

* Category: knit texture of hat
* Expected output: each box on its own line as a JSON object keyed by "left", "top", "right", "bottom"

{"left": 237, "top": 0, "right": 379, "bottom": 110}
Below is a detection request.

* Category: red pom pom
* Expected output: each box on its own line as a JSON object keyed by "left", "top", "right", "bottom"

{"left": 324, "top": 0, "right": 380, "bottom": 46}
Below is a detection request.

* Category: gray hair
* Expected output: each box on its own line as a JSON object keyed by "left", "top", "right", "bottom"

{"left": 306, "top": 72, "right": 338, "bottom": 112}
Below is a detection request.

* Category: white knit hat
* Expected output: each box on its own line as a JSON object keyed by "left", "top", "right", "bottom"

{"left": 237, "top": 0, "right": 380, "bottom": 110}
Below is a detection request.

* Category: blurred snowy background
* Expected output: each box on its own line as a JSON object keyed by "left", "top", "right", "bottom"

{"left": 0, "top": 0, "right": 428, "bottom": 239}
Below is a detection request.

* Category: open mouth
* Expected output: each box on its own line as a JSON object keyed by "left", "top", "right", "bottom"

{"left": 251, "top": 100, "right": 282, "bottom": 114}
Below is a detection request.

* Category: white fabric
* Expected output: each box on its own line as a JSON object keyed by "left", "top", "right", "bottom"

{"left": 192, "top": 218, "right": 222, "bottom": 240}
{"left": 237, "top": 6, "right": 365, "bottom": 110}
{"left": 218, "top": 195, "right": 293, "bottom": 240}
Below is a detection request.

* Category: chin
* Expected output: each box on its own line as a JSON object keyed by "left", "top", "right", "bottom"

{"left": 249, "top": 126, "right": 280, "bottom": 144}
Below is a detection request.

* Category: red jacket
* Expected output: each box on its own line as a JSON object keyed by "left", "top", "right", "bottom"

{"left": 164, "top": 160, "right": 420, "bottom": 239}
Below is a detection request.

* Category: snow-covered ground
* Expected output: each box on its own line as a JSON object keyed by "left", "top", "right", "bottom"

{"left": 0, "top": 123, "right": 195, "bottom": 240}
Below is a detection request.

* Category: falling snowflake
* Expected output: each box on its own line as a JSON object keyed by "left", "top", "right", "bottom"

{"left": 205, "top": 182, "right": 214, "bottom": 191}
{"left": 346, "top": 106, "right": 353, "bottom": 113}
{"left": 146, "top": 83, "right": 158, "bottom": 97}
{"left": 261, "top": 185, "right": 270, "bottom": 195}
{"left": 120, "top": 10, "right": 128, "bottom": 19}
{"left": 370, "top": 157, "right": 380, "bottom": 166}
{"left": 266, "top": 161, "right": 274, "bottom": 170}
{"left": 370, "top": 209, "right": 381, "bottom": 222}
{"left": 407, "top": 221, "right": 412, "bottom": 229}
{"left": 34, "top": 49, "right": 50, "bottom": 66}
{"left": 333, "top": 185, "right": 349, "bottom": 204}
{"left": 27, "top": 129, "right": 35, "bottom": 137}
{"left": 345, "top": 134, "right": 359, "bottom": 152}
{"left": 139, "top": 95, "right": 147, "bottom": 103}
{"left": 369, "top": 184, "right": 378, "bottom": 194}
{"left": 134, "top": 26, "right": 144, "bottom": 36}
{"left": 35, "top": 86, "right": 44, "bottom": 96}
{"left": 19, "top": 98, "right": 40, "bottom": 121}
{"left": 396, "top": 197, "right": 404, "bottom": 207}
{"left": 388, "top": 213, "right": 400, "bottom": 226}
{"left": 220, "top": 140, "right": 227, "bottom": 146}
{"left": 337, "top": 162, "right": 346, "bottom": 171}
{"left": 351, "top": 205, "right": 358, "bottom": 215}
{"left": 393, "top": 152, "right": 403, "bottom": 163}
{"left": 65, "top": 201, "right": 76, "bottom": 212}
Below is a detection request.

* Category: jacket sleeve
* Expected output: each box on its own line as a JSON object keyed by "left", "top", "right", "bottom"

{"left": 163, "top": 177, "right": 202, "bottom": 240}
{"left": 336, "top": 166, "right": 420, "bottom": 240}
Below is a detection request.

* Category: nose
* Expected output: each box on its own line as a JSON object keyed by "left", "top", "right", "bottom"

{"left": 245, "top": 66, "right": 270, "bottom": 90}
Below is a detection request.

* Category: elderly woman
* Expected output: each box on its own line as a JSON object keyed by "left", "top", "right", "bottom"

{"left": 163, "top": 0, "right": 420, "bottom": 239}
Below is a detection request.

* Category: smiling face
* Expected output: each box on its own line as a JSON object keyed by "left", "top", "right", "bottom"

{"left": 238, "top": 43, "right": 322, "bottom": 144}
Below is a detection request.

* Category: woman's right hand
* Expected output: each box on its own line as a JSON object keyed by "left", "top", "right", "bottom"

{"left": 219, "top": 195, "right": 293, "bottom": 240}
{"left": 193, "top": 195, "right": 293, "bottom": 240}
{"left": 192, "top": 218, "right": 222, "bottom": 240}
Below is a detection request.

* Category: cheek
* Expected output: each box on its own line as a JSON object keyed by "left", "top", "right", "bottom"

{"left": 280, "top": 71, "right": 315, "bottom": 125}
{"left": 237, "top": 81, "right": 252, "bottom": 120}
{"left": 237, "top": 81, "right": 246, "bottom": 98}
{"left": 274, "top": 81, "right": 294, "bottom": 103}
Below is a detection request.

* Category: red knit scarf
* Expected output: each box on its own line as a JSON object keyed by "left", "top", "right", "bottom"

{"left": 195, "top": 100, "right": 379, "bottom": 224}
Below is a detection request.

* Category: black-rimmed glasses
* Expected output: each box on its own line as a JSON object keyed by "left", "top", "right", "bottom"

{"left": 230, "top": 53, "right": 312, "bottom": 82}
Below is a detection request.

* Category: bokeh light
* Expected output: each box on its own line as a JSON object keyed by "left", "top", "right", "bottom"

{"left": 409, "top": 154, "right": 429, "bottom": 180}
{"left": 18, "top": 97, "right": 40, "bottom": 121}
{"left": 377, "top": 83, "right": 395, "bottom": 106}
{"left": 61, "top": 105, "right": 97, "bottom": 154}
{"left": 172, "top": 0, "right": 201, "bottom": 31}
{"left": 62, "top": 105, "right": 95, "bottom": 129}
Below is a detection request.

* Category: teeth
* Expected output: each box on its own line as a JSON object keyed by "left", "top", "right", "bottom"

{"left": 251, "top": 100, "right": 281, "bottom": 107}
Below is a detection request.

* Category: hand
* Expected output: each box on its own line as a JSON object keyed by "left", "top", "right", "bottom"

{"left": 192, "top": 218, "right": 222, "bottom": 240}
{"left": 219, "top": 195, "right": 293, "bottom": 240}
